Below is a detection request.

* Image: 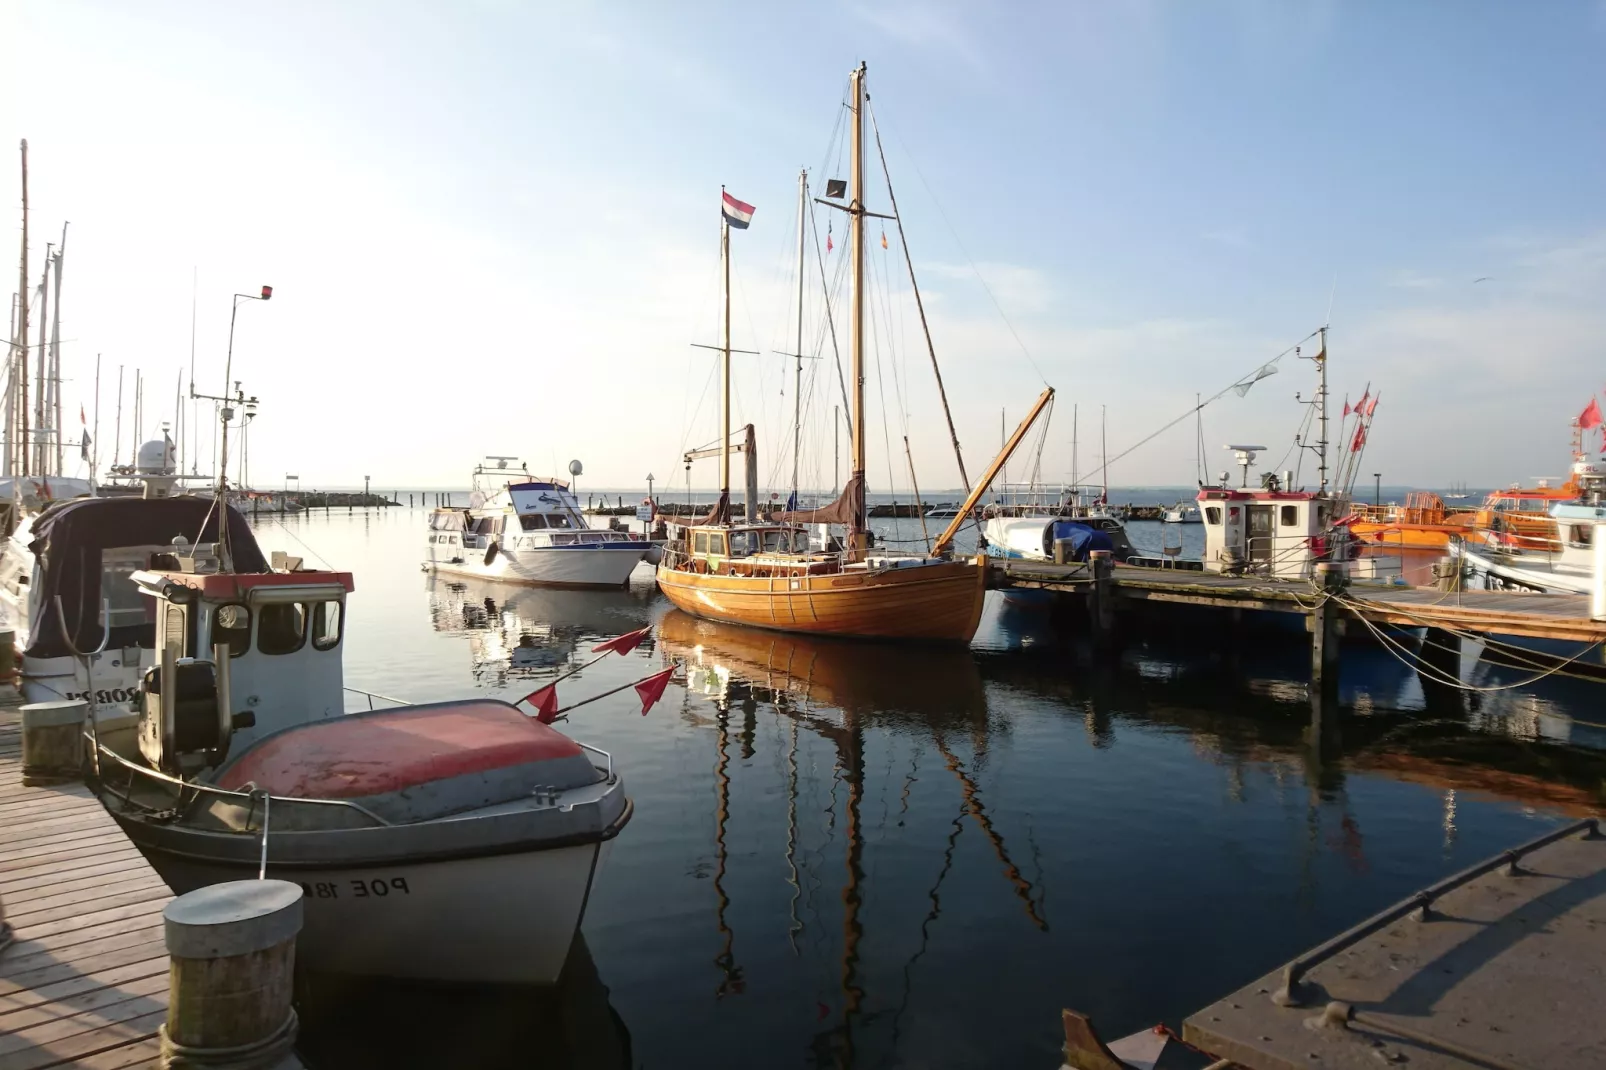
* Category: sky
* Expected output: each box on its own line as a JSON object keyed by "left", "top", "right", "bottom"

{"left": 4, "top": 1, "right": 1606, "bottom": 495}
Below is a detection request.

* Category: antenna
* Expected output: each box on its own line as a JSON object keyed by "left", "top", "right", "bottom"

{"left": 1225, "top": 444, "right": 1266, "bottom": 489}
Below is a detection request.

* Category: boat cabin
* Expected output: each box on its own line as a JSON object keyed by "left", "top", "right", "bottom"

{"left": 428, "top": 474, "right": 639, "bottom": 559}
{"left": 673, "top": 525, "right": 840, "bottom": 576}
{"left": 127, "top": 559, "right": 353, "bottom": 775}
{"left": 1196, "top": 485, "right": 1341, "bottom": 578}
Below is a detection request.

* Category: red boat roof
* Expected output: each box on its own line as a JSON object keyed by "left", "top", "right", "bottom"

{"left": 156, "top": 570, "right": 355, "bottom": 598}
{"left": 1196, "top": 488, "right": 1320, "bottom": 502}
{"left": 215, "top": 700, "right": 582, "bottom": 800}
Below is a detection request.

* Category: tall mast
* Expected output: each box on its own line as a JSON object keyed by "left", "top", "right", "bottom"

{"left": 14, "top": 140, "right": 28, "bottom": 479}
{"left": 50, "top": 224, "right": 65, "bottom": 476}
{"left": 1316, "top": 326, "right": 1329, "bottom": 494}
{"left": 1071, "top": 404, "right": 1078, "bottom": 490}
{"left": 848, "top": 62, "right": 868, "bottom": 547}
{"left": 34, "top": 248, "right": 48, "bottom": 477}
{"left": 792, "top": 167, "right": 806, "bottom": 506}
{"left": 188, "top": 267, "right": 198, "bottom": 472}
{"left": 91, "top": 354, "right": 100, "bottom": 482}
{"left": 1101, "top": 404, "right": 1108, "bottom": 501}
{"left": 720, "top": 209, "right": 732, "bottom": 512}
{"left": 112, "top": 366, "right": 123, "bottom": 468}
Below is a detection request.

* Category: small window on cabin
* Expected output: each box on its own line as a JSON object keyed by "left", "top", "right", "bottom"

{"left": 728, "top": 531, "right": 754, "bottom": 556}
{"left": 212, "top": 604, "right": 251, "bottom": 658}
{"left": 1570, "top": 525, "right": 1592, "bottom": 547}
{"left": 312, "top": 601, "right": 343, "bottom": 651}
{"left": 163, "top": 604, "right": 188, "bottom": 656}
{"left": 1204, "top": 507, "right": 1222, "bottom": 525}
{"left": 1280, "top": 506, "right": 1299, "bottom": 527}
{"left": 761, "top": 530, "right": 789, "bottom": 553}
{"left": 520, "top": 514, "right": 549, "bottom": 530}
{"left": 693, "top": 532, "right": 710, "bottom": 555}
{"left": 258, "top": 603, "right": 308, "bottom": 655}
{"left": 548, "top": 513, "right": 574, "bottom": 529}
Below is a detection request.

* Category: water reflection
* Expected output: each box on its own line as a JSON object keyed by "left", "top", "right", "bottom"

{"left": 425, "top": 576, "right": 653, "bottom": 686}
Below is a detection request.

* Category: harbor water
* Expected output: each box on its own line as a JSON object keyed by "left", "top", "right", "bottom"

{"left": 266, "top": 507, "right": 1603, "bottom": 1068}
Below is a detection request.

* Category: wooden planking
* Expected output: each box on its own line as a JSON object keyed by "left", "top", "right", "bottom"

{"left": 0, "top": 700, "right": 172, "bottom": 1070}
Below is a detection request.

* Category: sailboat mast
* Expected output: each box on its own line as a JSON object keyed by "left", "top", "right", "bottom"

{"left": 34, "top": 249, "right": 48, "bottom": 477}
{"left": 720, "top": 206, "right": 732, "bottom": 510}
{"left": 793, "top": 167, "right": 806, "bottom": 506}
{"left": 848, "top": 62, "right": 868, "bottom": 547}
{"left": 1072, "top": 404, "right": 1078, "bottom": 490}
{"left": 112, "top": 366, "right": 122, "bottom": 468}
{"left": 1316, "top": 326, "right": 1329, "bottom": 494}
{"left": 50, "top": 225, "right": 65, "bottom": 476}
{"left": 1101, "top": 404, "right": 1108, "bottom": 502}
{"left": 14, "top": 140, "right": 28, "bottom": 479}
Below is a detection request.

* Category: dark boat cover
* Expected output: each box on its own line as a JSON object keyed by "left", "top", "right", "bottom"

{"left": 1044, "top": 521, "right": 1114, "bottom": 561}
{"left": 213, "top": 700, "right": 603, "bottom": 825}
{"left": 26, "top": 496, "right": 269, "bottom": 659}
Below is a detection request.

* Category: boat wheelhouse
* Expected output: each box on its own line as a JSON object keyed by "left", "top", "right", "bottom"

{"left": 426, "top": 458, "right": 649, "bottom": 588}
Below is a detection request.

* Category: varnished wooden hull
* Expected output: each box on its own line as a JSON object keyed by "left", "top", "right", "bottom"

{"left": 655, "top": 556, "right": 987, "bottom": 643}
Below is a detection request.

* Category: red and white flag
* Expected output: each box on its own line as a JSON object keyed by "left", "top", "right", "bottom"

{"left": 721, "top": 190, "right": 755, "bottom": 230}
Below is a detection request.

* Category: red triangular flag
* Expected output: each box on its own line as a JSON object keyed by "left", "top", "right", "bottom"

{"left": 1365, "top": 394, "right": 1379, "bottom": 418}
{"left": 634, "top": 666, "right": 675, "bottom": 715}
{"left": 593, "top": 626, "right": 650, "bottom": 656}
{"left": 1355, "top": 387, "right": 1369, "bottom": 414}
{"left": 1341, "top": 395, "right": 1351, "bottom": 418}
{"left": 826, "top": 231, "right": 833, "bottom": 253}
{"left": 1581, "top": 398, "right": 1602, "bottom": 432}
{"left": 1351, "top": 423, "right": 1367, "bottom": 452}
{"left": 519, "top": 684, "right": 559, "bottom": 724}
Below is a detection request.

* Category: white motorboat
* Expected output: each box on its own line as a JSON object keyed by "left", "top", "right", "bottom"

{"left": 1162, "top": 502, "right": 1201, "bottom": 524}
{"left": 90, "top": 555, "right": 634, "bottom": 985}
{"left": 426, "top": 458, "right": 649, "bottom": 588}
{"left": 1452, "top": 459, "right": 1606, "bottom": 597}
{"left": 982, "top": 483, "right": 1138, "bottom": 563}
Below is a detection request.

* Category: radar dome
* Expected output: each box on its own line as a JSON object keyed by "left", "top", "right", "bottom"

{"left": 136, "top": 437, "right": 177, "bottom": 475}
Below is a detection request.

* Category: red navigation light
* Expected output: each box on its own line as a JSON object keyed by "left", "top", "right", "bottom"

{"left": 260, "top": 285, "right": 273, "bottom": 300}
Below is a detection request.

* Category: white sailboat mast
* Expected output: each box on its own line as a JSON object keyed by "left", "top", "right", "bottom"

{"left": 792, "top": 167, "right": 806, "bottom": 506}
{"left": 12, "top": 139, "right": 28, "bottom": 479}
{"left": 849, "top": 62, "right": 868, "bottom": 544}
{"left": 34, "top": 246, "right": 49, "bottom": 477}
{"left": 49, "top": 223, "right": 65, "bottom": 477}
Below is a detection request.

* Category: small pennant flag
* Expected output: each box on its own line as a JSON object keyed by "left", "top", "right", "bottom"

{"left": 593, "top": 626, "right": 650, "bottom": 657}
{"left": 721, "top": 190, "right": 755, "bottom": 230}
{"left": 826, "top": 226, "right": 833, "bottom": 254}
{"left": 1341, "top": 395, "right": 1351, "bottom": 418}
{"left": 635, "top": 666, "right": 676, "bottom": 715}
{"left": 80, "top": 430, "right": 91, "bottom": 462}
{"left": 1355, "top": 387, "right": 1370, "bottom": 415}
{"left": 1364, "top": 393, "right": 1379, "bottom": 418}
{"left": 880, "top": 230, "right": 888, "bottom": 250}
{"left": 1580, "top": 398, "right": 1602, "bottom": 432}
{"left": 1232, "top": 363, "right": 1278, "bottom": 397}
{"left": 1351, "top": 423, "right": 1367, "bottom": 452}
{"left": 519, "top": 684, "right": 559, "bottom": 724}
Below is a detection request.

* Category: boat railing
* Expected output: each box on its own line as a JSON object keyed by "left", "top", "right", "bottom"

{"left": 343, "top": 686, "right": 411, "bottom": 712}
{"left": 90, "top": 735, "right": 395, "bottom": 828}
{"left": 577, "top": 740, "right": 615, "bottom": 784}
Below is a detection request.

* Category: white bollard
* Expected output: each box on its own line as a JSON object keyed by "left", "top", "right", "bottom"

{"left": 20, "top": 699, "right": 88, "bottom": 785}
{"left": 161, "top": 880, "right": 303, "bottom": 1069}
{"left": 1593, "top": 523, "right": 1606, "bottom": 622}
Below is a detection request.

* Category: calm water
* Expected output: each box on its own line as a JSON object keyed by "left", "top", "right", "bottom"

{"left": 257, "top": 507, "right": 1603, "bottom": 1069}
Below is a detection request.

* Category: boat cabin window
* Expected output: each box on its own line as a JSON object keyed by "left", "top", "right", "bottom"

{"left": 102, "top": 548, "right": 158, "bottom": 632}
{"left": 759, "top": 529, "right": 796, "bottom": 553}
{"left": 473, "top": 516, "right": 503, "bottom": 536}
{"left": 727, "top": 531, "right": 755, "bottom": 556}
{"left": 519, "top": 514, "right": 549, "bottom": 530}
{"left": 312, "top": 601, "right": 343, "bottom": 651}
{"left": 1204, "top": 507, "right": 1222, "bottom": 525}
{"left": 212, "top": 604, "right": 251, "bottom": 658}
{"left": 547, "top": 513, "right": 575, "bottom": 529}
{"left": 1280, "top": 506, "right": 1300, "bottom": 527}
{"left": 1569, "top": 524, "right": 1593, "bottom": 548}
{"left": 692, "top": 531, "right": 726, "bottom": 557}
{"left": 258, "top": 603, "right": 308, "bottom": 655}
{"left": 162, "top": 604, "right": 190, "bottom": 656}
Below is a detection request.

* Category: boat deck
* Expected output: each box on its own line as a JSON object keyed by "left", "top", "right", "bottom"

{"left": 1182, "top": 821, "right": 1606, "bottom": 1068}
{"left": 0, "top": 708, "right": 171, "bottom": 1070}
{"left": 990, "top": 560, "right": 1606, "bottom": 642}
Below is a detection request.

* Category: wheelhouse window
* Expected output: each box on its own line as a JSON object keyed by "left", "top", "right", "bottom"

{"left": 258, "top": 603, "right": 308, "bottom": 655}
{"left": 760, "top": 529, "right": 794, "bottom": 553}
{"left": 727, "top": 531, "right": 755, "bottom": 556}
{"left": 1279, "top": 506, "right": 1299, "bottom": 527}
{"left": 212, "top": 604, "right": 251, "bottom": 658}
{"left": 547, "top": 513, "right": 575, "bottom": 529}
{"left": 102, "top": 548, "right": 157, "bottom": 630}
{"left": 1204, "top": 507, "right": 1223, "bottom": 525}
{"left": 519, "top": 514, "right": 549, "bottom": 530}
{"left": 312, "top": 601, "right": 343, "bottom": 651}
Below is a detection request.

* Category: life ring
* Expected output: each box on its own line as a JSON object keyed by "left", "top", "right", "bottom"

{"left": 484, "top": 542, "right": 499, "bottom": 566}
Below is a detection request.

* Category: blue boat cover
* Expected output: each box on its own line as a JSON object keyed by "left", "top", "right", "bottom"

{"left": 1044, "top": 521, "right": 1113, "bottom": 561}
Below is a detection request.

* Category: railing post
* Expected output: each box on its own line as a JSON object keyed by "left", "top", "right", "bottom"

{"left": 161, "top": 880, "right": 302, "bottom": 1069}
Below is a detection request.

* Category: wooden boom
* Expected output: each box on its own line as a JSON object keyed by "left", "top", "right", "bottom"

{"left": 933, "top": 386, "right": 1056, "bottom": 556}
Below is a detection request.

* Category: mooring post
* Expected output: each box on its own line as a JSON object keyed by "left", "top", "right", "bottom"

{"left": 161, "top": 880, "right": 303, "bottom": 1069}
{"left": 1310, "top": 562, "right": 1346, "bottom": 712}
{"left": 1053, "top": 537, "right": 1072, "bottom": 565}
{"left": 1418, "top": 627, "right": 1464, "bottom": 712}
{"left": 20, "top": 699, "right": 87, "bottom": 786}
{"left": 1436, "top": 554, "right": 1462, "bottom": 594}
{"left": 1088, "top": 549, "right": 1115, "bottom": 645}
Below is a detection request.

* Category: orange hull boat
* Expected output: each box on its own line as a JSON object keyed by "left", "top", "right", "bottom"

{"left": 1348, "top": 492, "right": 1476, "bottom": 549}
{"left": 656, "top": 555, "right": 987, "bottom": 643}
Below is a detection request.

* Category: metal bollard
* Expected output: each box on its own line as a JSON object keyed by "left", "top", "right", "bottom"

{"left": 161, "top": 880, "right": 303, "bottom": 1069}
{"left": 20, "top": 699, "right": 88, "bottom": 785}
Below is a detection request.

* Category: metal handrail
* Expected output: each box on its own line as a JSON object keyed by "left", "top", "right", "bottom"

{"left": 343, "top": 686, "right": 410, "bottom": 711}
{"left": 576, "top": 740, "right": 614, "bottom": 783}
{"left": 1272, "top": 816, "right": 1600, "bottom": 1007}
{"left": 91, "top": 738, "right": 394, "bottom": 827}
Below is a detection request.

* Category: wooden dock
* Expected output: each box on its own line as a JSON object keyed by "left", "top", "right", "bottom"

{"left": 1181, "top": 818, "right": 1606, "bottom": 1069}
{"left": 990, "top": 559, "right": 1606, "bottom": 643}
{"left": 0, "top": 708, "right": 171, "bottom": 1070}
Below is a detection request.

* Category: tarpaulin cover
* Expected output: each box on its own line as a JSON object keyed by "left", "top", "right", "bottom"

{"left": 774, "top": 474, "right": 865, "bottom": 527}
{"left": 25, "top": 496, "right": 269, "bottom": 659}
{"left": 1044, "top": 521, "right": 1113, "bottom": 561}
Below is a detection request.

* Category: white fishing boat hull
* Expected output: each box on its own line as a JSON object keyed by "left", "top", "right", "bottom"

{"left": 1451, "top": 542, "right": 1592, "bottom": 595}
{"left": 138, "top": 839, "right": 611, "bottom": 984}
{"left": 428, "top": 544, "right": 648, "bottom": 588}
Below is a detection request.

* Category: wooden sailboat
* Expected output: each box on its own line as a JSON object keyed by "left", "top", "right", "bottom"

{"left": 655, "top": 63, "right": 1051, "bottom": 643}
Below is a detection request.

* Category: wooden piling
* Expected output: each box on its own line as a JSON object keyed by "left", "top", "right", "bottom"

{"left": 20, "top": 699, "right": 87, "bottom": 785}
{"left": 1053, "top": 538, "right": 1072, "bottom": 565}
{"left": 1309, "top": 562, "right": 1346, "bottom": 716}
{"left": 1436, "top": 554, "right": 1462, "bottom": 593}
{"left": 1088, "top": 550, "right": 1115, "bottom": 644}
{"left": 160, "top": 880, "right": 303, "bottom": 1068}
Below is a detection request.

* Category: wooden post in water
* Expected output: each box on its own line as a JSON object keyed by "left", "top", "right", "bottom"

{"left": 1418, "top": 627, "right": 1463, "bottom": 713}
{"left": 1087, "top": 550, "right": 1115, "bottom": 645}
{"left": 161, "top": 880, "right": 302, "bottom": 1068}
{"left": 1309, "top": 562, "right": 1345, "bottom": 713}
{"left": 1436, "top": 554, "right": 1462, "bottom": 594}
{"left": 20, "top": 699, "right": 86, "bottom": 785}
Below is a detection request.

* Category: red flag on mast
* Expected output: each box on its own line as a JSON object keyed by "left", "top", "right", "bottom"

{"left": 1341, "top": 396, "right": 1351, "bottom": 418}
{"left": 1580, "top": 398, "right": 1602, "bottom": 431}
{"left": 1364, "top": 394, "right": 1379, "bottom": 418}
{"left": 518, "top": 684, "right": 559, "bottom": 724}
{"left": 634, "top": 666, "right": 676, "bottom": 715}
{"left": 592, "top": 626, "right": 650, "bottom": 657}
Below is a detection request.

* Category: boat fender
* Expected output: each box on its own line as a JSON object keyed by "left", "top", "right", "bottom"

{"left": 484, "top": 541, "right": 499, "bottom": 566}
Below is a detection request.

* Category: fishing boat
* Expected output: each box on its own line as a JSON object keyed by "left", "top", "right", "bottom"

{"left": 1454, "top": 458, "right": 1606, "bottom": 597}
{"left": 425, "top": 458, "right": 650, "bottom": 588}
{"left": 1162, "top": 502, "right": 1201, "bottom": 524}
{"left": 655, "top": 63, "right": 1051, "bottom": 643}
{"left": 1468, "top": 480, "right": 1576, "bottom": 553}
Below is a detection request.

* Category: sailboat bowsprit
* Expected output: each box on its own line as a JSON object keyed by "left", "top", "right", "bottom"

{"left": 655, "top": 63, "right": 1050, "bottom": 644}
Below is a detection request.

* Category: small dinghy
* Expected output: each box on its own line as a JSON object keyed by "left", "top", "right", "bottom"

{"left": 87, "top": 560, "right": 633, "bottom": 985}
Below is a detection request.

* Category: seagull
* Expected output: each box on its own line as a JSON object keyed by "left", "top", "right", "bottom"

{"left": 1473, "top": 276, "right": 1492, "bottom": 283}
